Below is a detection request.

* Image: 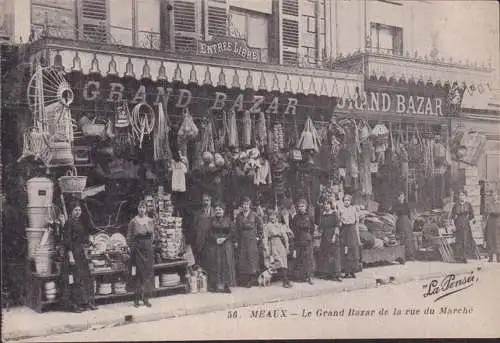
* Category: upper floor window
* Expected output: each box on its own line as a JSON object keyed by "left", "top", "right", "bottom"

{"left": 228, "top": 8, "right": 269, "bottom": 63}
{"left": 0, "top": 0, "right": 12, "bottom": 40}
{"left": 370, "top": 22, "right": 403, "bottom": 56}
{"left": 108, "top": 0, "right": 161, "bottom": 48}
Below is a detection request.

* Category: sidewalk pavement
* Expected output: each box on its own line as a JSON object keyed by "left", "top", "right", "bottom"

{"left": 4, "top": 260, "right": 500, "bottom": 342}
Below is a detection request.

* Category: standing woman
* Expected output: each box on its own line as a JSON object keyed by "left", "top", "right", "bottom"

{"left": 61, "top": 201, "right": 96, "bottom": 312}
{"left": 484, "top": 190, "right": 500, "bottom": 262}
{"left": 127, "top": 201, "right": 155, "bottom": 307}
{"left": 392, "top": 192, "right": 416, "bottom": 261}
{"left": 263, "top": 209, "right": 292, "bottom": 288}
{"left": 451, "top": 190, "right": 474, "bottom": 263}
{"left": 317, "top": 199, "right": 342, "bottom": 281}
{"left": 291, "top": 199, "right": 315, "bottom": 284}
{"left": 235, "top": 197, "right": 263, "bottom": 287}
{"left": 203, "top": 202, "right": 236, "bottom": 293}
{"left": 338, "top": 194, "right": 361, "bottom": 278}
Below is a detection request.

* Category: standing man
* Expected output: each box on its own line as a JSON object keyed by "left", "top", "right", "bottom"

{"left": 193, "top": 193, "right": 215, "bottom": 268}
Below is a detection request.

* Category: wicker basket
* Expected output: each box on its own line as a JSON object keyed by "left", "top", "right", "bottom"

{"left": 58, "top": 168, "right": 87, "bottom": 193}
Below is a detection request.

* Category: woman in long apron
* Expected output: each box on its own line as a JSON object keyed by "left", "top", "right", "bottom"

{"left": 61, "top": 202, "right": 96, "bottom": 312}
{"left": 317, "top": 200, "right": 342, "bottom": 281}
{"left": 127, "top": 201, "right": 155, "bottom": 307}
{"left": 234, "top": 197, "right": 263, "bottom": 287}
{"left": 451, "top": 190, "right": 475, "bottom": 263}
{"left": 291, "top": 199, "right": 315, "bottom": 284}
{"left": 338, "top": 194, "right": 361, "bottom": 278}
{"left": 203, "top": 202, "right": 236, "bottom": 292}
{"left": 392, "top": 192, "right": 416, "bottom": 261}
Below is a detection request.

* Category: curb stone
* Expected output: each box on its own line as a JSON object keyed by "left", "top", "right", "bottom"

{"left": 4, "top": 263, "right": 498, "bottom": 341}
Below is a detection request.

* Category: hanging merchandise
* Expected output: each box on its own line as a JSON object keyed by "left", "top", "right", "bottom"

{"left": 297, "top": 117, "right": 321, "bottom": 153}
{"left": 339, "top": 119, "right": 360, "bottom": 179}
{"left": 371, "top": 123, "right": 389, "bottom": 163}
{"left": 177, "top": 108, "right": 199, "bottom": 142}
{"left": 79, "top": 115, "right": 105, "bottom": 138}
{"left": 433, "top": 135, "right": 449, "bottom": 167}
{"left": 423, "top": 136, "right": 435, "bottom": 178}
{"left": 267, "top": 122, "right": 275, "bottom": 153}
{"left": 112, "top": 103, "right": 133, "bottom": 158}
{"left": 328, "top": 117, "right": 344, "bottom": 158}
{"left": 129, "top": 102, "right": 155, "bottom": 149}
{"left": 256, "top": 112, "right": 267, "bottom": 149}
{"left": 153, "top": 102, "right": 172, "bottom": 161}
{"left": 270, "top": 152, "right": 289, "bottom": 198}
{"left": 359, "top": 141, "right": 373, "bottom": 196}
{"left": 408, "top": 129, "right": 423, "bottom": 164}
{"left": 358, "top": 121, "right": 371, "bottom": 143}
{"left": 272, "top": 123, "right": 285, "bottom": 152}
{"left": 115, "top": 102, "right": 130, "bottom": 128}
{"left": 227, "top": 109, "right": 239, "bottom": 148}
{"left": 172, "top": 155, "right": 188, "bottom": 192}
{"left": 242, "top": 110, "right": 252, "bottom": 147}
{"left": 200, "top": 117, "right": 215, "bottom": 154}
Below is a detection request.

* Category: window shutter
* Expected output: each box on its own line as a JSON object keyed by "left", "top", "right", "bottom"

{"left": 205, "top": 0, "right": 228, "bottom": 38}
{"left": 281, "top": 0, "right": 300, "bottom": 65}
{"left": 173, "top": 0, "right": 201, "bottom": 53}
{"left": 79, "top": 0, "right": 108, "bottom": 42}
{"left": 393, "top": 27, "right": 403, "bottom": 56}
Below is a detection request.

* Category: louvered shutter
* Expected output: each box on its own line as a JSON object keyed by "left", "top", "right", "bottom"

{"left": 281, "top": 0, "right": 300, "bottom": 65}
{"left": 79, "top": 0, "right": 108, "bottom": 42}
{"left": 205, "top": 0, "right": 228, "bottom": 39}
{"left": 173, "top": 0, "right": 202, "bottom": 53}
{"left": 393, "top": 27, "right": 403, "bottom": 56}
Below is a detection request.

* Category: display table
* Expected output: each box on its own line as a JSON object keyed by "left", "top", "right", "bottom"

{"left": 361, "top": 245, "right": 406, "bottom": 265}
{"left": 25, "top": 260, "right": 188, "bottom": 313}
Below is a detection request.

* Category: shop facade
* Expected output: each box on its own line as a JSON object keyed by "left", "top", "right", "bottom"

{"left": 333, "top": 75, "right": 455, "bottom": 211}
{"left": 1, "top": 33, "right": 366, "bottom": 310}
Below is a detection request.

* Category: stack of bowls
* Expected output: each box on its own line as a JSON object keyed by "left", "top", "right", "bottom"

{"left": 44, "top": 281, "right": 57, "bottom": 301}
{"left": 98, "top": 282, "right": 112, "bottom": 295}
{"left": 160, "top": 273, "right": 180, "bottom": 287}
{"left": 113, "top": 281, "right": 127, "bottom": 294}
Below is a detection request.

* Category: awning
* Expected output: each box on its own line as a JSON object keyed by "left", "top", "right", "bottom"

{"left": 27, "top": 41, "right": 363, "bottom": 99}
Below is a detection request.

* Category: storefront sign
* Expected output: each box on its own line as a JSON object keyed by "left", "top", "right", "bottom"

{"left": 79, "top": 79, "right": 302, "bottom": 115}
{"left": 336, "top": 91, "right": 444, "bottom": 116}
{"left": 197, "top": 37, "right": 261, "bottom": 62}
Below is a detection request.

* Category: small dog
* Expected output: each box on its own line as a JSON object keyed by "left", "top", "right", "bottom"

{"left": 257, "top": 268, "right": 275, "bottom": 287}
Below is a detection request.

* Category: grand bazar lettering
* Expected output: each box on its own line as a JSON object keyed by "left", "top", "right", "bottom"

{"left": 337, "top": 91, "right": 444, "bottom": 116}
{"left": 82, "top": 80, "right": 299, "bottom": 114}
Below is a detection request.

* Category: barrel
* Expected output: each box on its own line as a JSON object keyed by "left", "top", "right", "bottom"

{"left": 26, "top": 177, "right": 54, "bottom": 207}
{"left": 27, "top": 206, "right": 51, "bottom": 228}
